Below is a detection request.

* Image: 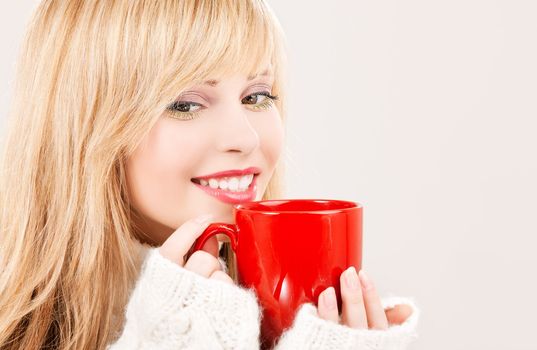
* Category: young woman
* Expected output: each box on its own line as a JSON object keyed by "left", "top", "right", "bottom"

{"left": 0, "top": 1, "right": 420, "bottom": 349}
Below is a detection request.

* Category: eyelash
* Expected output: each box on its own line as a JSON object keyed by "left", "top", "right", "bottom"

{"left": 166, "top": 92, "right": 279, "bottom": 121}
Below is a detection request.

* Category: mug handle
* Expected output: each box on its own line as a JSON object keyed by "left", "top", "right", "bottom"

{"left": 187, "top": 223, "right": 239, "bottom": 258}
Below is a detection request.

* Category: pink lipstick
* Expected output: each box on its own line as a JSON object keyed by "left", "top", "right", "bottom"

{"left": 191, "top": 167, "right": 261, "bottom": 204}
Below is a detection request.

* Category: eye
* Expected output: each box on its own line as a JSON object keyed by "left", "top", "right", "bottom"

{"left": 242, "top": 92, "right": 278, "bottom": 105}
{"left": 165, "top": 92, "right": 279, "bottom": 121}
{"left": 168, "top": 101, "right": 202, "bottom": 113}
{"left": 242, "top": 92, "right": 279, "bottom": 111}
{"left": 166, "top": 101, "right": 203, "bottom": 121}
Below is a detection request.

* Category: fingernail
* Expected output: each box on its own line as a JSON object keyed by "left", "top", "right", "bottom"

{"left": 358, "top": 270, "right": 373, "bottom": 290}
{"left": 194, "top": 214, "right": 213, "bottom": 224}
{"left": 344, "top": 266, "right": 360, "bottom": 290}
{"left": 322, "top": 287, "right": 337, "bottom": 310}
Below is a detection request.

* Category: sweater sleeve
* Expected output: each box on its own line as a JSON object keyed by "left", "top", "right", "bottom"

{"left": 273, "top": 296, "right": 420, "bottom": 350}
{"left": 107, "top": 248, "right": 261, "bottom": 350}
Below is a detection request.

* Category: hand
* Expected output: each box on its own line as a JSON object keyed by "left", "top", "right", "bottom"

{"left": 158, "top": 214, "right": 234, "bottom": 285}
{"left": 317, "top": 267, "right": 413, "bottom": 329}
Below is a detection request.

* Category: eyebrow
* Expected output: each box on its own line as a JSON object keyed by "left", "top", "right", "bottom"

{"left": 202, "top": 69, "right": 272, "bottom": 87}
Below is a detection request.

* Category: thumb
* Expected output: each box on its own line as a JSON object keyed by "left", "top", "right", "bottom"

{"left": 158, "top": 214, "right": 213, "bottom": 266}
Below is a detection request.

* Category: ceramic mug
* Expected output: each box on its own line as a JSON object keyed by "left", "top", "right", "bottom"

{"left": 190, "top": 199, "right": 363, "bottom": 349}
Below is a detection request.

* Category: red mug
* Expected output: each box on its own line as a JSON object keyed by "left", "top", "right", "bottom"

{"left": 191, "top": 199, "right": 363, "bottom": 349}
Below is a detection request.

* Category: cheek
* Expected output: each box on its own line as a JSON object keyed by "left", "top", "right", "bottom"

{"left": 258, "top": 111, "right": 285, "bottom": 166}
{"left": 126, "top": 119, "right": 206, "bottom": 228}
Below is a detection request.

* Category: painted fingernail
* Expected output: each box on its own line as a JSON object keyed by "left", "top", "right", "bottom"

{"left": 344, "top": 266, "right": 360, "bottom": 290}
{"left": 358, "top": 270, "right": 373, "bottom": 290}
{"left": 194, "top": 214, "right": 213, "bottom": 224}
{"left": 322, "top": 287, "right": 337, "bottom": 310}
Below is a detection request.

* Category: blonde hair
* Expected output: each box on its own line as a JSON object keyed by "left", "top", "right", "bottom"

{"left": 0, "top": 0, "right": 287, "bottom": 348}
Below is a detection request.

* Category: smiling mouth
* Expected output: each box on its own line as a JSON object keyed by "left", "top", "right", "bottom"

{"left": 190, "top": 173, "right": 260, "bottom": 205}
{"left": 191, "top": 173, "right": 258, "bottom": 192}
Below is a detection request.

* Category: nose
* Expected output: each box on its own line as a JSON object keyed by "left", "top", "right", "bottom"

{"left": 215, "top": 108, "right": 260, "bottom": 155}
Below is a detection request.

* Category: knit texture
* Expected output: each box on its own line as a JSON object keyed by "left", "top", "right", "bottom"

{"left": 108, "top": 243, "right": 420, "bottom": 349}
{"left": 108, "top": 248, "right": 261, "bottom": 350}
{"left": 273, "top": 297, "right": 420, "bottom": 350}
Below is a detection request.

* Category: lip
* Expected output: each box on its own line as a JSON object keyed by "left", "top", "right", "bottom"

{"left": 192, "top": 174, "right": 259, "bottom": 204}
{"left": 192, "top": 166, "right": 262, "bottom": 181}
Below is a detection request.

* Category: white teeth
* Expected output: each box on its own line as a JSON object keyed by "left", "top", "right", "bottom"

{"left": 208, "top": 179, "right": 219, "bottom": 189}
{"left": 218, "top": 179, "right": 228, "bottom": 190}
{"left": 239, "top": 174, "right": 253, "bottom": 190}
{"left": 228, "top": 177, "right": 239, "bottom": 191}
{"left": 198, "top": 174, "right": 255, "bottom": 192}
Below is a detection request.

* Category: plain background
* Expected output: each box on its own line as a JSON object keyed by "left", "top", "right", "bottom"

{"left": 1, "top": 1, "right": 536, "bottom": 349}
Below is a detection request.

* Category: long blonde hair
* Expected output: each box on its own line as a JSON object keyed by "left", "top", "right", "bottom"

{"left": 0, "top": 1, "right": 287, "bottom": 348}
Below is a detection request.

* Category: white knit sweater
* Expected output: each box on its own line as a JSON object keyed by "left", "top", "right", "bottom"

{"left": 108, "top": 243, "right": 420, "bottom": 350}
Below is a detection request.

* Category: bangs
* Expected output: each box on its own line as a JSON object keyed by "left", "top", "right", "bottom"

{"left": 165, "top": 0, "right": 284, "bottom": 87}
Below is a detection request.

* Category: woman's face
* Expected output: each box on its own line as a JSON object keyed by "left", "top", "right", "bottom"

{"left": 125, "top": 70, "right": 284, "bottom": 246}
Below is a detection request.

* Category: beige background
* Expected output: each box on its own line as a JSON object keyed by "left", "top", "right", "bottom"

{"left": 1, "top": 1, "right": 536, "bottom": 349}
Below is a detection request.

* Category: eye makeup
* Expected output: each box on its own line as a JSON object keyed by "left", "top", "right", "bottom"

{"left": 166, "top": 91, "right": 279, "bottom": 121}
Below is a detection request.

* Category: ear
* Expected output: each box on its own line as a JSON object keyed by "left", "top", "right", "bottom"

{"left": 385, "top": 304, "right": 413, "bottom": 326}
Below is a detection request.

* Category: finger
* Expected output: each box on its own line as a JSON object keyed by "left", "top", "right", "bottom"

{"left": 183, "top": 250, "right": 222, "bottom": 278}
{"left": 317, "top": 287, "right": 339, "bottom": 323}
{"left": 385, "top": 304, "right": 413, "bottom": 326}
{"left": 158, "top": 214, "right": 213, "bottom": 266}
{"left": 340, "top": 267, "right": 368, "bottom": 329}
{"left": 200, "top": 235, "right": 219, "bottom": 258}
{"left": 209, "top": 270, "right": 234, "bottom": 285}
{"left": 358, "top": 270, "right": 389, "bottom": 330}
